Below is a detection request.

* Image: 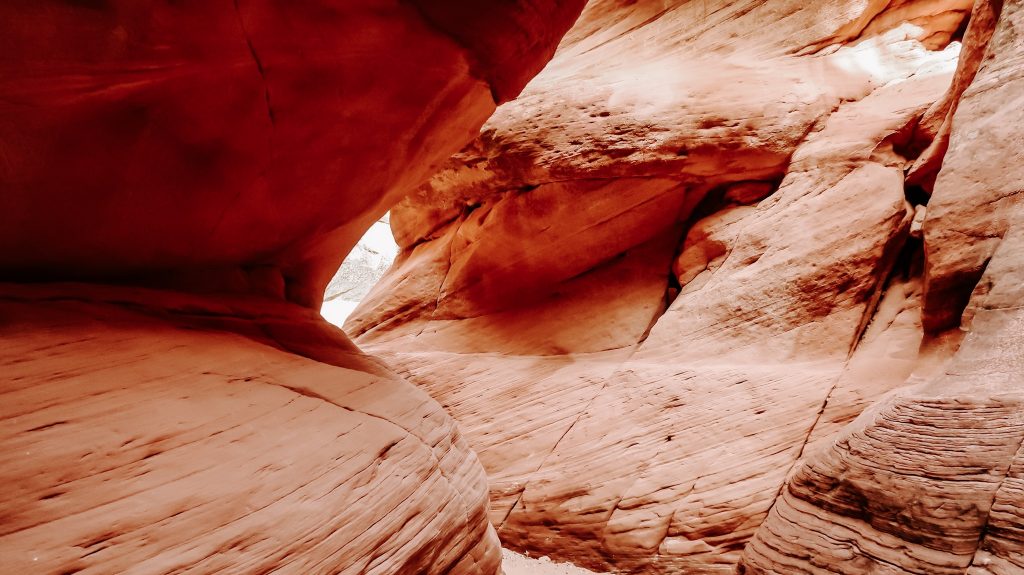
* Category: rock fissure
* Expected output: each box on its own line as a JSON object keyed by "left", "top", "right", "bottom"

{"left": 231, "top": 0, "right": 275, "bottom": 127}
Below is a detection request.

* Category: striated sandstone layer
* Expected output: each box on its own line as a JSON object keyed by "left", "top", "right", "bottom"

{"left": 349, "top": 0, "right": 1024, "bottom": 573}
{"left": 1, "top": 1, "right": 585, "bottom": 574}
{"left": 743, "top": 1, "right": 1024, "bottom": 572}
{"left": 0, "top": 283, "right": 498, "bottom": 574}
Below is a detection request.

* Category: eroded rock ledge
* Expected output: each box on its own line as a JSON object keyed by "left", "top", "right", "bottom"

{"left": 350, "top": 0, "right": 1024, "bottom": 573}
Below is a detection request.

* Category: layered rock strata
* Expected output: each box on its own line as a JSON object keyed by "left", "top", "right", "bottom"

{"left": 0, "top": 283, "right": 498, "bottom": 574}
{"left": 744, "top": 1, "right": 1024, "bottom": 572}
{"left": 349, "top": 0, "right": 1024, "bottom": 573}
{"left": 0, "top": 1, "right": 585, "bottom": 573}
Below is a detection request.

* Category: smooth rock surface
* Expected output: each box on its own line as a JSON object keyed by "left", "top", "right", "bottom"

{"left": 0, "top": 283, "right": 498, "bottom": 574}
{"left": 0, "top": 0, "right": 584, "bottom": 307}
{"left": 0, "top": 2, "right": 586, "bottom": 574}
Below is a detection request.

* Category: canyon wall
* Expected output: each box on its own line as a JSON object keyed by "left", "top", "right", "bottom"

{"left": 0, "top": 2, "right": 585, "bottom": 574}
{"left": 4, "top": 0, "right": 1022, "bottom": 573}
{"left": 349, "top": 0, "right": 1024, "bottom": 573}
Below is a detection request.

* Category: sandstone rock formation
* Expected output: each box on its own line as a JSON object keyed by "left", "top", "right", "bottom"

{"left": 0, "top": 2, "right": 585, "bottom": 573}
{"left": 348, "top": 0, "right": 1024, "bottom": 573}
{"left": 0, "top": 284, "right": 497, "bottom": 574}
{"left": 744, "top": 2, "right": 1024, "bottom": 573}
{"left": 0, "top": 0, "right": 584, "bottom": 307}
{"left": 5, "top": 0, "right": 1023, "bottom": 573}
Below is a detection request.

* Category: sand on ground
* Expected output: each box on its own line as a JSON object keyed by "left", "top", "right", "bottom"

{"left": 501, "top": 549, "right": 606, "bottom": 575}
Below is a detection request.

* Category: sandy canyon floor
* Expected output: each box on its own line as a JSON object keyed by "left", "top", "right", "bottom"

{"left": 501, "top": 550, "right": 604, "bottom": 575}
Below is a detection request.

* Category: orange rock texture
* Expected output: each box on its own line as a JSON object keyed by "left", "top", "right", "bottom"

{"left": 0, "top": 2, "right": 584, "bottom": 574}
{"left": 4, "top": 0, "right": 1023, "bottom": 574}
{"left": 347, "top": 0, "right": 1024, "bottom": 573}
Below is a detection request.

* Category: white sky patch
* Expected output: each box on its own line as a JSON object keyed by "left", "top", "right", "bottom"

{"left": 321, "top": 214, "right": 398, "bottom": 327}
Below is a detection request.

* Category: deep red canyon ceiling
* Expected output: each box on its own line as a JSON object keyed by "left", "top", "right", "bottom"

{"left": 3, "top": 1, "right": 1024, "bottom": 574}
{"left": 0, "top": 1, "right": 584, "bottom": 574}
{"left": 0, "top": 0, "right": 584, "bottom": 307}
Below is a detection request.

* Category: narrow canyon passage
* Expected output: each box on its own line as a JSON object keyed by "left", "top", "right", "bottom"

{"left": 342, "top": 0, "right": 1024, "bottom": 573}
{"left": 2, "top": 1, "right": 1023, "bottom": 575}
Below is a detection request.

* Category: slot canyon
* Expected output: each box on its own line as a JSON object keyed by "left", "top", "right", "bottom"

{"left": 1, "top": 1, "right": 1023, "bottom": 574}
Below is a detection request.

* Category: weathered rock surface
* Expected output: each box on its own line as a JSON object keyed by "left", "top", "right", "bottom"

{"left": 6, "top": 0, "right": 1023, "bottom": 573}
{"left": 1, "top": 1, "right": 585, "bottom": 574}
{"left": 0, "top": 283, "right": 500, "bottom": 574}
{"left": 349, "top": 0, "right": 1024, "bottom": 573}
{"left": 744, "top": 2, "right": 1024, "bottom": 572}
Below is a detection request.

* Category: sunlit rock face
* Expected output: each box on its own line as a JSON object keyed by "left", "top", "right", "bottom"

{"left": 0, "top": 2, "right": 585, "bottom": 574}
{"left": 349, "top": 0, "right": 1024, "bottom": 573}
{"left": 745, "top": 2, "right": 1024, "bottom": 573}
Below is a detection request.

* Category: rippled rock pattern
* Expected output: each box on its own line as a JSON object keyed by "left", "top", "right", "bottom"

{"left": 0, "top": 1, "right": 585, "bottom": 573}
{"left": 349, "top": 0, "right": 1024, "bottom": 573}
